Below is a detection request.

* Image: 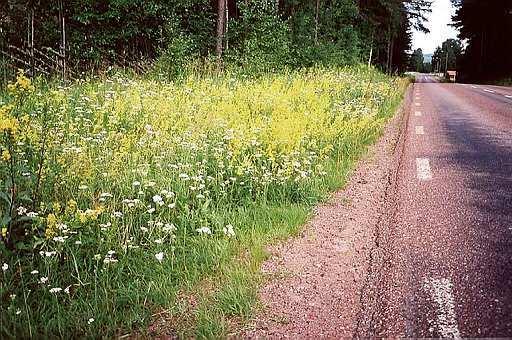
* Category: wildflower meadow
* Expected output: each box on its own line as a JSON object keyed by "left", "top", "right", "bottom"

{"left": 1, "top": 67, "right": 408, "bottom": 337}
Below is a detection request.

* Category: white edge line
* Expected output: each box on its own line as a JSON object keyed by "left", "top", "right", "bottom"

{"left": 423, "top": 278, "right": 461, "bottom": 339}
{"left": 416, "top": 158, "right": 432, "bottom": 181}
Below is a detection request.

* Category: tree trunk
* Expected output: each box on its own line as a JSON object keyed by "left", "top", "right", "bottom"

{"left": 225, "top": 1, "right": 229, "bottom": 51}
{"left": 216, "top": 0, "right": 226, "bottom": 58}
{"left": 314, "top": 0, "right": 320, "bottom": 45}
{"left": 31, "top": 8, "right": 35, "bottom": 76}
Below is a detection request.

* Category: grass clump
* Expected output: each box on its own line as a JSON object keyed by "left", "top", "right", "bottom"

{"left": 0, "top": 66, "right": 408, "bottom": 337}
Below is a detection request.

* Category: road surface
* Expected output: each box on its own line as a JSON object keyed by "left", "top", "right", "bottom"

{"left": 243, "top": 74, "right": 512, "bottom": 338}
{"left": 362, "top": 74, "right": 512, "bottom": 337}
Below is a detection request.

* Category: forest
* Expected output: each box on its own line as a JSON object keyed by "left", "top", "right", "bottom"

{"left": 1, "top": 0, "right": 432, "bottom": 81}
{"left": 452, "top": 0, "right": 512, "bottom": 82}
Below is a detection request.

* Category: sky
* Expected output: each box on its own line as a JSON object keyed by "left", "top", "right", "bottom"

{"left": 411, "top": 0, "right": 459, "bottom": 55}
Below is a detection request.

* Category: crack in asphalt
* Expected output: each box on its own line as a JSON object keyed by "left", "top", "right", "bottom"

{"left": 353, "top": 84, "right": 412, "bottom": 337}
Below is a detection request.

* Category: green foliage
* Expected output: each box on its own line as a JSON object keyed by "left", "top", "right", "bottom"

{"left": 2, "top": 0, "right": 432, "bottom": 77}
{"left": 409, "top": 48, "right": 424, "bottom": 72}
{"left": 452, "top": 0, "right": 512, "bottom": 80}
{"left": 431, "top": 38, "right": 463, "bottom": 73}
{"left": 225, "top": 1, "right": 292, "bottom": 73}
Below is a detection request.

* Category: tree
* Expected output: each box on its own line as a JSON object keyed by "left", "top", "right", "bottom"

{"left": 431, "top": 38, "right": 462, "bottom": 73}
{"left": 409, "top": 48, "right": 424, "bottom": 72}
{"left": 216, "top": 0, "right": 226, "bottom": 58}
{"left": 452, "top": 0, "right": 512, "bottom": 80}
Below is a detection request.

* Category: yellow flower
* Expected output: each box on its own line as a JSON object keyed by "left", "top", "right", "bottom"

{"left": 65, "top": 199, "right": 77, "bottom": 214}
{"left": 7, "top": 69, "right": 35, "bottom": 95}
{"left": 77, "top": 207, "right": 102, "bottom": 223}
{"left": 1, "top": 227, "right": 7, "bottom": 238}
{"left": 52, "top": 202, "right": 62, "bottom": 213}
{"left": 1, "top": 150, "right": 11, "bottom": 161}
{"left": 45, "top": 213, "right": 58, "bottom": 239}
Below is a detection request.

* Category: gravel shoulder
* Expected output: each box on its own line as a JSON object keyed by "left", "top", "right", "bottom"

{"left": 240, "top": 86, "right": 413, "bottom": 338}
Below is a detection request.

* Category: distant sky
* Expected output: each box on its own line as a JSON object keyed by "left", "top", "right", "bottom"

{"left": 411, "top": 0, "right": 459, "bottom": 54}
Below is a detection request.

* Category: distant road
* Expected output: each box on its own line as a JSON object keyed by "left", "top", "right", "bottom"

{"left": 371, "top": 74, "right": 512, "bottom": 337}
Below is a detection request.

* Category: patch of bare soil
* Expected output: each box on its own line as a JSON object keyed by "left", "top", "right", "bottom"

{"left": 238, "top": 88, "right": 412, "bottom": 338}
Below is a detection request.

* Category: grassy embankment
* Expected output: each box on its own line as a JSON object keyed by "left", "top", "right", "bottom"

{"left": 0, "top": 66, "right": 408, "bottom": 338}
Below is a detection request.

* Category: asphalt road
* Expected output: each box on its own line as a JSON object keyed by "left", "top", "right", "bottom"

{"left": 374, "top": 74, "right": 512, "bottom": 337}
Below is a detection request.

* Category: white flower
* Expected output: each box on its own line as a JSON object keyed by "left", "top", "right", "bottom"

{"left": 132, "top": 181, "right": 141, "bottom": 187}
{"left": 113, "top": 211, "right": 123, "bottom": 218}
{"left": 100, "top": 192, "right": 113, "bottom": 198}
{"left": 145, "top": 181, "right": 156, "bottom": 187}
{"left": 30, "top": 270, "right": 39, "bottom": 275}
{"left": 147, "top": 207, "right": 155, "bottom": 214}
{"left": 9, "top": 294, "right": 16, "bottom": 300}
{"left": 103, "top": 250, "right": 117, "bottom": 264}
{"left": 140, "top": 226, "right": 148, "bottom": 233}
{"left": 49, "top": 287, "right": 62, "bottom": 293}
{"left": 99, "top": 222, "right": 111, "bottom": 229}
{"left": 78, "top": 185, "right": 88, "bottom": 190}
{"left": 196, "top": 226, "right": 211, "bottom": 235}
{"left": 152, "top": 195, "right": 164, "bottom": 206}
{"left": 75, "top": 240, "right": 82, "bottom": 245}
{"left": 26, "top": 212, "right": 38, "bottom": 217}
{"left": 22, "top": 172, "right": 31, "bottom": 177}
{"left": 93, "top": 254, "right": 101, "bottom": 261}
{"left": 154, "top": 239, "right": 163, "bottom": 244}
{"left": 2, "top": 263, "right": 8, "bottom": 272}
{"left": 64, "top": 285, "right": 71, "bottom": 294}
{"left": 168, "top": 203, "right": 176, "bottom": 209}
{"left": 196, "top": 194, "right": 205, "bottom": 199}
{"left": 39, "top": 277, "right": 49, "bottom": 284}
{"left": 163, "top": 223, "right": 176, "bottom": 233}
{"left": 223, "top": 224, "right": 235, "bottom": 237}
{"left": 88, "top": 318, "right": 94, "bottom": 324}
{"left": 17, "top": 206, "right": 28, "bottom": 216}
{"left": 16, "top": 309, "right": 21, "bottom": 315}
{"left": 53, "top": 236, "right": 66, "bottom": 243}
{"left": 155, "top": 252, "right": 164, "bottom": 262}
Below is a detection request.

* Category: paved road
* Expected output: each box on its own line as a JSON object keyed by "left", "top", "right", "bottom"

{"left": 373, "top": 74, "right": 512, "bottom": 337}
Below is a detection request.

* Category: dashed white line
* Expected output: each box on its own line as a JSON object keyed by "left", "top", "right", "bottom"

{"left": 415, "top": 126, "right": 425, "bottom": 135}
{"left": 415, "top": 103, "right": 421, "bottom": 107}
{"left": 471, "top": 86, "right": 477, "bottom": 89}
{"left": 416, "top": 158, "right": 432, "bottom": 181}
{"left": 424, "top": 278, "right": 461, "bottom": 339}
{"left": 483, "top": 89, "right": 495, "bottom": 93}
{"left": 505, "top": 95, "right": 512, "bottom": 99}
{"left": 415, "top": 111, "right": 422, "bottom": 116}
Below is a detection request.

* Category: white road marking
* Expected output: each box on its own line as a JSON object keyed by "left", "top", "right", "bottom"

{"left": 423, "top": 278, "right": 461, "bottom": 339}
{"left": 415, "top": 111, "right": 422, "bottom": 116}
{"left": 505, "top": 95, "right": 512, "bottom": 99}
{"left": 415, "top": 103, "right": 421, "bottom": 107}
{"left": 416, "top": 158, "right": 432, "bottom": 180}
{"left": 415, "top": 126, "right": 425, "bottom": 135}
{"left": 471, "top": 86, "right": 477, "bottom": 89}
{"left": 483, "top": 89, "right": 495, "bottom": 93}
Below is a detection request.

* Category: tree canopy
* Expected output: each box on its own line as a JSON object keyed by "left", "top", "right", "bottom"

{"left": 1, "top": 0, "right": 432, "bottom": 79}
{"left": 452, "top": 0, "right": 512, "bottom": 80}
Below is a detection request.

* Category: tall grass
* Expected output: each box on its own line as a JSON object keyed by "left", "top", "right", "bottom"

{"left": 0, "top": 66, "right": 408, "bottom": 337}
